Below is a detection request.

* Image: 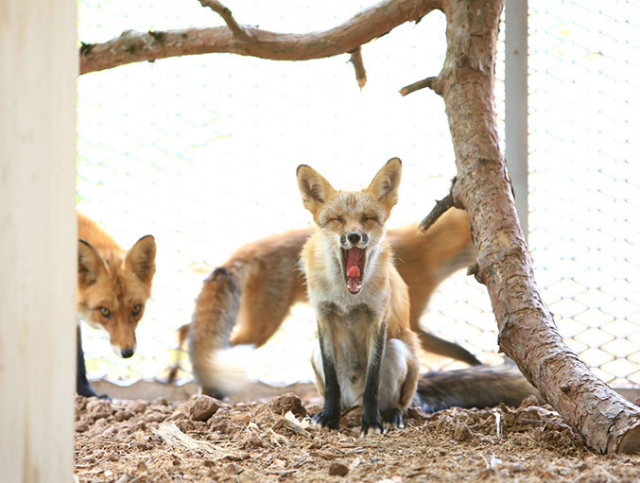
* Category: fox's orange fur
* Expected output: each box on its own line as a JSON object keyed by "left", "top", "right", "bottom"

{"left": 76, "top": 213, "right": 156, "bottom": 396}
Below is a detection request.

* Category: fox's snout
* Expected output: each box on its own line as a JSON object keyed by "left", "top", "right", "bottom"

{"left": 107, "top": 324, "right": 138, "bottom": 359}
{"left": 111, "top": 341, "right": 137, "bottom": 359}
{"left": 340, "top": 231, "right": 369, "bottom": 249}
{"left": 120, "top": 347, "right": 135, "bottom": 358}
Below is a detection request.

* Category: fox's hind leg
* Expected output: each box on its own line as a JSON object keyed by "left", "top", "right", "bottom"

{"left": 230, "top": 272, "right": 297, "bottom": 347}
{"left": 378, "top": 339, "right": 419, "bottom": 430}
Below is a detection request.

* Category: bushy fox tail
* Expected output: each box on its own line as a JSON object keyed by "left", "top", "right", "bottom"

{"left": 416, "top": 362, "right": 541, "bottom": 413}
{"left": 188, "top": 267, "right": 248, "bottom": 399}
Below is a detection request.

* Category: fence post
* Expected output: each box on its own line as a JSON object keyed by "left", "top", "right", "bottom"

{"left": 505, "top": 0, "right": 529, "bottom": 240}
{"left": 0, "top": 1, "right": 77, "bottom": 481}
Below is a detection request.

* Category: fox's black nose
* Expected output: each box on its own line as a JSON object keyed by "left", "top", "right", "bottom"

{"left": 121, "top": 348, "right": 135, "bottom": 359}
{"left": 347, "top": 232, "right": 362, "bottom": 244}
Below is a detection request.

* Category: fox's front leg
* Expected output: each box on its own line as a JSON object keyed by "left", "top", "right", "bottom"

{"left": 361, "top": 320, "right": 387, "bottom": 436}
{"left": 76, "top": 326, "right": 98, "bottom": 398}
{"left": 312, "top": 324, "right": 341, "bottom": 430}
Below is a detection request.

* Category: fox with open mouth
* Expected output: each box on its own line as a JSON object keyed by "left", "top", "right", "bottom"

{"left": 297, "top": 158, "right": 420, "bottom": 435}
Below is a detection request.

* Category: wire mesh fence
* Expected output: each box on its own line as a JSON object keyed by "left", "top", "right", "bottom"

{"left": 77, "top": 0, "right": 640, "bottom": 389}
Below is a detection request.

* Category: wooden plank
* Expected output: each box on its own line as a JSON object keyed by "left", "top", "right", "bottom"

{"left": 0, "top": 1, "right": 77, "bottom": 481}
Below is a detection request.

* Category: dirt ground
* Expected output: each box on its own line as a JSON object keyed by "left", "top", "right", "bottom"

{"left": 75, "top": 392, "right": 640, "bottom": 483}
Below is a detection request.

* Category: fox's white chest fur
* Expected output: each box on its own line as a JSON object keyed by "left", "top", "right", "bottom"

{"left": 302, "top": 236, "right": 391, "bottom": 408}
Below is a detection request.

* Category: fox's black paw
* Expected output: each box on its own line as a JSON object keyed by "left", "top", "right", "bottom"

{"left": 360, "top": 416, "right": 384, "bottom": 437}
{"left": 381, "top": 408, "right": 404, "bottom": 430}
{"left": 77, "top": 384, "right": 112, "bottom": 401}
{"left": 77, "top": 384, "right": 99, "bottom": 398}
{"left": 313, "top": 411, "right": 340, "bottom": 430}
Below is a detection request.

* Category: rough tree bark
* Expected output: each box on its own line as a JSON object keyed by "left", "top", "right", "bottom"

{"left": 414, "top": 0, "right": 640, "bottom": 455}
{"left": 79, "top": 0, "right": 640, "bottom": 453}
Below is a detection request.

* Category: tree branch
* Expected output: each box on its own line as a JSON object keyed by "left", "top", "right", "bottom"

{"left": 419, "top": 177, "right": 462, "bottom": 231}
{"left": 419, "top": 193, "right": 454, "bottom": 231}
{"left": 399, "top": 76, "right": 439, "bottom": 96}
{"left": 198, "top": 0, "right": 249, "bottom": 39}
{"left": 80, "top": 0, "right": 441, "bottom": 75}
{"left": 349, "top": 48, "right": 367, "bottom": 90}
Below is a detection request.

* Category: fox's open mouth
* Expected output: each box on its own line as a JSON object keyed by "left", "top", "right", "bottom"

{"left": 343, "top": 247, "right": 365, "bottom": 294}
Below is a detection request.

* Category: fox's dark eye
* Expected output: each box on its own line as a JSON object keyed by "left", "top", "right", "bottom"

{"left": 132, "top": 304, "right": 142, "bottom": 316}
{"left": 98, "top": 307, "right": 111, "bottom": 318}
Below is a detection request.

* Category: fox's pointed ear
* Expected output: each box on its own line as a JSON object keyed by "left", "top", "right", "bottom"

{"left": 78, "top": 240, "right": 107, "bottom": 287}
{"left": 125, "top": 235, "right": 156, "bottom": 284}
{"left": 296, "top": 164, "right": 336, "bottom": 215}
{"left": 367, "top": 158, "right": 402, "bottom": 212}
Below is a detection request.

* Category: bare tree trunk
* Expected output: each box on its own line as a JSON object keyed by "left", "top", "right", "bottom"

{"left": 78, "top": 0, "right": 640, "bottom": 453}
{"left": 426, "top": 0, "right": 640, "bottom": 454}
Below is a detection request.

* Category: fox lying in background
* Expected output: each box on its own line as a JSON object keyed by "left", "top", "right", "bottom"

{"left": 76, "top": 212, "right": 156, "bottom": 397}
{"left": 185, "top": 205, "right": 479, "bottom": 399}
{"left": 297, "top": 158, "right": 419, "bottom": 434}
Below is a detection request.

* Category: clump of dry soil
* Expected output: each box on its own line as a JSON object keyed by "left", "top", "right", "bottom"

{"left": 75, "top": 392, "right": 640, "bottom": 482}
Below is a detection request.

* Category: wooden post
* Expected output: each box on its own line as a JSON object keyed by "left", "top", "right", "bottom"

{"left": 0, "top": 1, "right": 77, "bottom": 482}
{"left": 505, "top": 0, "right": 529, "bottom": 240}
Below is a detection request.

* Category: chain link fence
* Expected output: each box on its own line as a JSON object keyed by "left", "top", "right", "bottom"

{"left": 77, "top": 0, "right": 640, "bottom": 389}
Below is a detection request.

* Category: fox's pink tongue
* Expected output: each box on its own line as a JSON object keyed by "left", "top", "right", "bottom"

{"left": 347, "top": 265, "right": 360, "bottom": 278}
{"left": 346, "top": 248, "right": 361, "bottom": 277}
{"left": 346, "top": 248, "right": 362, "bottom": 293}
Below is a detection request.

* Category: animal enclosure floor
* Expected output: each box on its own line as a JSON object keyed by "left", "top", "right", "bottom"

{"left": 75, "top": 393, "right": 640, "bottom": 483}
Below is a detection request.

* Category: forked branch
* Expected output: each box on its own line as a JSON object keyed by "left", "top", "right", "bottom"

{"left": 199, "top": 0, "right": 249, "bottom": 39}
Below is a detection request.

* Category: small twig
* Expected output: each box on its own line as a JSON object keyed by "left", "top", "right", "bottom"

{"left": 79, "top": 42, "right": 94, "bottom": 55}
{"left": 466, "top": 263, "right": 479, "bottom": 277}
{"left": 419, "top": 193, "right": 454, "bottom": 231}
{"left": 292, "top": 457, "right": 308, "bottom": 468}
{"left": 148, "top": 30, "right": 166, "bottom": 42}
{"left": 399, "top": 76, "right": 438, "bottom": 96}
{"left": 349, "top": 48, "right": 367, "bottom": 90}
{"left": 199, "top": 0, "right": 249, "bottom": 39}
{"left": 152, "top": 422, "right": 244, "bottom": 460}
{"left": 272, "top": 416, "right": 312, "bottom": 439}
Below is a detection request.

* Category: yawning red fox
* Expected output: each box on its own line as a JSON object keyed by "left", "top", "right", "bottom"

{"left": 297, "top": 158, "right": 419, "bottom": 434}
